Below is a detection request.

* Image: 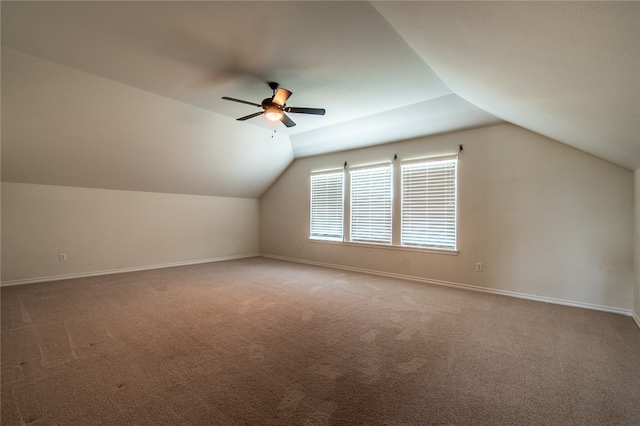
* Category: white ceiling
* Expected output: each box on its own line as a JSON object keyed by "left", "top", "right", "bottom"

{"left": 374, "top": 1, "right": 640, "bottom": 171}
{"left": 2, "top": 1, "right": 638, "bottom": 198}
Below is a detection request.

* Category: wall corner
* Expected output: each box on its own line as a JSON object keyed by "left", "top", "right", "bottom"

{"left": 634, "top": 169, "right": 640, "bottom": 328}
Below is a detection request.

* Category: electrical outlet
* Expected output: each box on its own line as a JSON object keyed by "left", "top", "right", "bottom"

{"left": 475, "top": 262, "right": 483, "bottom": 272}
{"left": 297, "top": 243, "right": 302, "bottom": 251}
{"left": 59, "top": 253, "right": 67, "bottom": 262}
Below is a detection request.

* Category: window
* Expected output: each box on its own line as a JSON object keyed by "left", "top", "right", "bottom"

{"left": 401, "top": 157, "right": 457, "bottom": 250}
{"left": 309, "top": 154, "right": 458, "bottom": 253}
{"left": 310, "top": 171, "right": 344, "bottom": 241}
{"left": 350, "top": 164, "right": 392, "bottom": 244}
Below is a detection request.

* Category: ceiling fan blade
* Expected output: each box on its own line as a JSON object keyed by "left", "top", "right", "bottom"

{"left": 222, "top": 97, "right": 262, "bottom": 108}
{"left": 280, "top": 113, "right": 296, "bottom": 128}
{"left": 284, "top": 107, "right": 326, "bottom": 115}
{"left": 237, "top": 111, "right": 264, "bottom": 121}
{"left": 272, "top": 88, "right": 292, "bottom": 106}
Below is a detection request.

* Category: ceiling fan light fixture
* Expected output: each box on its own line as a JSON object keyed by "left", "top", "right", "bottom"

{"left": 265, "top": 106, "right": 283, "bottom": 121}
{"left": 222, "top": 82, "right": 325, "bottom": 128}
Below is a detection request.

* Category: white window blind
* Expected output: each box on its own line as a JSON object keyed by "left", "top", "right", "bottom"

{"left": 350, "top": 164, "right": 392, "bottom": 244}
{"left": 401, "top": 157, "right": 457, "bottom": 250}
{"left": 310, "top": 171, "right": 344, "bottom": 241}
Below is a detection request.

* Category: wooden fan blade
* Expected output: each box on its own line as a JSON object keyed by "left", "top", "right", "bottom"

{"left": 237, "top": 111, "right": 264, "bottom": 121}
{"left": 272, "top": 88, "right": 292, "bottom": 106}
{"left": 284, "top": 107, "right": 326, "bottom": 115}
{"left": 222, "top": 97, "right": 262, "bottom": 108}
{"left": 280, "top": 113, "right": 296, "bottom": 128}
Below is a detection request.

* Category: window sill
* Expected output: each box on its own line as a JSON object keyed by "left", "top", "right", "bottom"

{"left": 308, "top": 238, "right": 459, "bottom": 256}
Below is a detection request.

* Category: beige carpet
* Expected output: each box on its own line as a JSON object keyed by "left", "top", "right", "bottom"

{"left": 1, "top": 257, "right": 639, "bottom": 425}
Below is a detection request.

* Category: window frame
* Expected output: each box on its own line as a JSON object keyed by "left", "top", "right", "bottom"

{"left": 309, "top": 169, "right": 345, "bottom": 242}
{"left": 309, "top": 154, "right": 459, "bottom": 255}
{"left": 349, "top": 163, "right": 393, "bottom": 245}
{"left": 400, "top": 156, "right": 458, "bottom": 251}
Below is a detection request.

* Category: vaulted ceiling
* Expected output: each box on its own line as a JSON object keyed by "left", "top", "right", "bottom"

{"left": 2, "top": 1, "right": 638, "bottom": 198}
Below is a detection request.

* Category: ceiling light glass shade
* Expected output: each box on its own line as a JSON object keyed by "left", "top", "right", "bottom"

{"left": 265, "top": 106, "right": 283, "bottom": 121}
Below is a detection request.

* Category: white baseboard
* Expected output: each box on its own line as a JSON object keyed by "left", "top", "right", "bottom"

{"left": 4, "top": 253, "right": 636, "bottom": 323}
{"left": 261, "top": 253, "right": 633, "bottom": 317}
{"left": 0, "top": 254, "right": 260, "bottom": 287}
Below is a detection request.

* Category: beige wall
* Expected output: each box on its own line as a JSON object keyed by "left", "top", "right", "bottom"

{"left": 1, "top": 183, "right": 259, "bottom": 284}
{"left": 261, "top": 124, "right": 634, "bottom": 312}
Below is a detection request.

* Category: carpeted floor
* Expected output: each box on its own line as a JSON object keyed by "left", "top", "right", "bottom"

{"left": 1, "top": 257, "right": 639, "bottom": 425}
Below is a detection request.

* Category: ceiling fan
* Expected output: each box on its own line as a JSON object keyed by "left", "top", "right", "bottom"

{"left": 222, "top": 82, "right": 325, "bottom": 128}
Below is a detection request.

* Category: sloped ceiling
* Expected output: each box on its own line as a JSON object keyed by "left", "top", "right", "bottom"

{"left": 1, "top": 1, "right": 638, "bottom": 199}
{"left": 374, "top": 1, "right": 640, "bottom": 171}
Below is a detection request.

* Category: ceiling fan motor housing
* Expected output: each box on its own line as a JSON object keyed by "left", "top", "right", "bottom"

{"left": 262, "top": 98, "right": 282, "bottom": 110}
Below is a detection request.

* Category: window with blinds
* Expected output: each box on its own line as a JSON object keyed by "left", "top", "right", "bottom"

{"left": 401, "top": 157, "right": 457, "bottom": 250}
{"left": 350, "top": 164, "right": 392, "bottom": 244}
{"left": 310, "top": 171, "right": 344, "bottom": 241}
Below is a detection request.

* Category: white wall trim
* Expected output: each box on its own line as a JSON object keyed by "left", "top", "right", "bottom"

{"left": 4, "top": 252, "right": 635, "bottom": 321}
{"left": 261, "top": 253, "right": 633, "bottom": 317}
{"left": 0, "top": 254, "right": 260, "bottom": 287}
